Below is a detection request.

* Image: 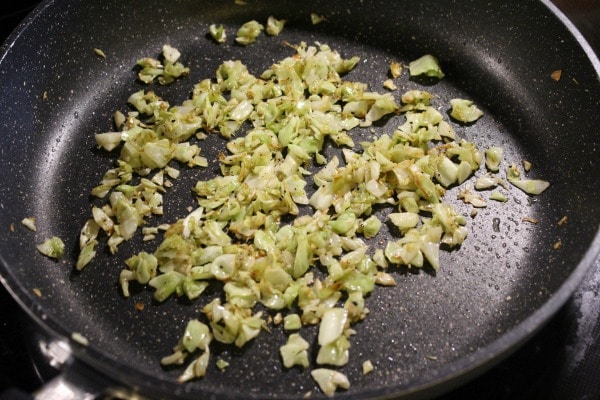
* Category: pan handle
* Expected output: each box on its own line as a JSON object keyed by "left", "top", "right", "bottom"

{"left": 28, "top": 336, "right": 106, "bottom": 400}
{"left": 30, "top": 357, "right": 143, "bottom": 400}
{"left": 33, "top": 367, "right": 100, "bottom": 400}
{"left": 27, "top": 337, "right": 142, "bottom": 400}
{"left": 0, "top": 365, "right": 102, "bottom": 400}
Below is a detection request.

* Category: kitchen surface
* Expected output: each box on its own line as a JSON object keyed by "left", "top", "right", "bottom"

{"left": 0, "top": 1, "right": 599, "bottom": 399}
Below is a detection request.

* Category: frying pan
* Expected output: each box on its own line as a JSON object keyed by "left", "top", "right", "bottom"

{"left": 0, "top": 0, "right": 599, "bottom": 398}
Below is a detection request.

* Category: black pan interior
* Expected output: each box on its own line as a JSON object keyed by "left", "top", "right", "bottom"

{"left": 0, "top": 0, "right": 599, "bottom": 399}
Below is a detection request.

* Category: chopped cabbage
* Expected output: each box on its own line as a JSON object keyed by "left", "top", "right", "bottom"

{"left": 449, "top": 98, "right": 484, "bottom": 123}
{"left": 235, "top": 20, "right": 264, "bottom": 45}
{"left": 36, "top": 236, "right": 65, "bottom": 259}
{"left": 73, "top": 39, "right": 550, "bottom": 395}
{"left": 409, "top": 54, "right": 445, "bottom": 79}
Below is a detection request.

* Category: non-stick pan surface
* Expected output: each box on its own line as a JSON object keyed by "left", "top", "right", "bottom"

{"left": 0, "top": 0, "right": 599, "bottom": 399}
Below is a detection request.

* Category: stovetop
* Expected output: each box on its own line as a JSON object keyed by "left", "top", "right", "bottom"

{"left": 1, "top": 1, "right": 599, "bottom": 399}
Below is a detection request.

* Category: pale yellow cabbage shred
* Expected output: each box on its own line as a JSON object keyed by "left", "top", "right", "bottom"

{"left": 77, "top": 43, "right": 497, "bottom": 394}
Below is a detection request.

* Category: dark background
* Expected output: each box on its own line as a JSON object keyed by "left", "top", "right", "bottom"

{"left": 0, "top": 1, "right": 599, "bottom": 399}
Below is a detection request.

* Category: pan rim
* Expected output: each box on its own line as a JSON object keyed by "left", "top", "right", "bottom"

{"left": 540, "top": 0, "right": 600, "bottom": 76}
{"left": 0, "top": 0, "right": 599, "bottom": 398}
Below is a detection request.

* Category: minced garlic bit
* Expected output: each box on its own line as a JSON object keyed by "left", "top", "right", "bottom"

{"left": 362, "top": 360, "right": 374, "bottom": 375}
{"left": 71, "top": 332, "right": 89, "bottom": 346}
{"left": 522, "top": 217, "right": 540, "bottom": 224}
{"left": 310, "top": 13, "right": 326, "bottom": 25}
{"left": 390, "top": 60, "right": 402, "bottom": 78}
{"left": 32, "top": 288, "right": 42, "bottom": 297}
{"left": 383, "top": 78, "right": 397, "bottom": 90}
{"left": 551, "top": 69, "right": 562, "bottom": 81}
{"left": 93, "top": 48, "right": 106, "bottom": 58}
{"left": 216, "top": 359, "right": 230, "bottom": 370}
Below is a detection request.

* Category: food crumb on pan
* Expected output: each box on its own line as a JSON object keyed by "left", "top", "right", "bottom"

{"left": 383, "top": 78, "right": 397, "bottom": 90}
{"left": 93, "top": 48, "right": 106, "bottom": 58}
{"left": 135, "top": 302, "right": 145, "bottom": 311}
{"left": 553, "top": 239, "right": 562, "bottom": 250}
{"left": 21, "top": 217, "right": 37, "bottom": 231}
{"left": 551, "top": 69, "right": 562, "bottom": 81}
{"left": 389, "top": 60, "right": 402, "bottom": 78}
{"left": 311, "top": 13, "right": 326, "bottom": 25}
{"left": 216, "top": 359, "right": 230, "bottom": 370}
{"left": 71, "top": 332, "right": 89, "bottom": 346}
{"left": 522, "top": 217, "right": 540, "bottom": 224}
{"left": 32, "top": 288, "right": 42, "bottom": 297}
{"left": 362, "top": 360, "right": 374, "bottom": 374}
{"left": 558, "top": 215, "right": 568, "bottom": 226}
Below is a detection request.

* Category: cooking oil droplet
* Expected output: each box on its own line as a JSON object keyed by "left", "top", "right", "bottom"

{"left": 492, "top": 217, "right": 501, "bottom": 232}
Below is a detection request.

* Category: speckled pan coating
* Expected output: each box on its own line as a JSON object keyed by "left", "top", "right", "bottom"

{"left": 0, "top": 0, "right": 598, "bottom": 399}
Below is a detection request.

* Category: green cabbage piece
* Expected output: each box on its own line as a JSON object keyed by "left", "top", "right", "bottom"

{"left": 265, "top": 16, "right": 286, "bottom": 36}
{"left": 209, "top": 24, "right": 226, "bottom": 44}
{"left": 280, "top": 333, "right": 310, "bottom": 368}
{"left": 74, "top": 40, "right": 544, "bottom": 391}
{"left": 409, "top": 54, "right": 445, "bottom": 79}
{"left": 137, "top": 45, "right": 189, "bottom": 85}
{"left": 235, "top": 20, "right": 264, "bottom": 45}
{"left": 450, "top": 98, "right": 484, "bottom": 123}
{"left": 311, "top": 368, "right": 350, "bottom": 397}
{"left": 36, "top": 236, "right": 65, "bottom": 260}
